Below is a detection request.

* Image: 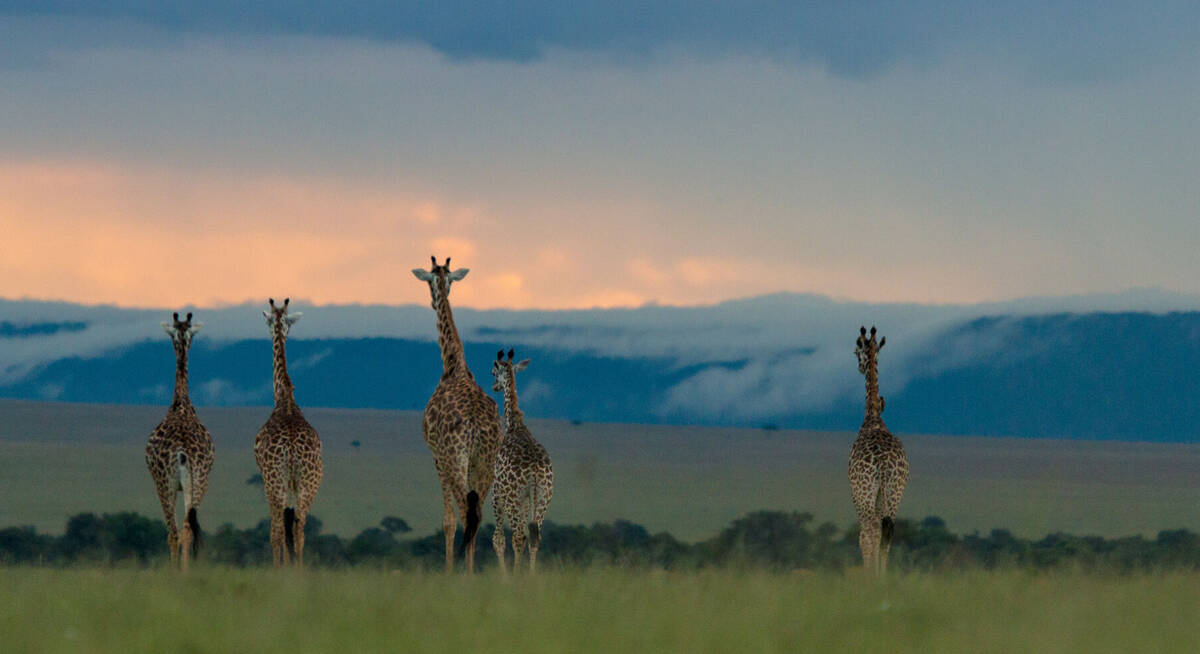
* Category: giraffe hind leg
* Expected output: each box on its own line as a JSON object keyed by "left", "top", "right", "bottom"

{"left": 877, "top": 475, "right": 904, "bottom": 574}
{"left": 492, "top": 495, "right": 508, "bottom": 576}
{"left": 529, "top": 471, "right": 552, "bottom": 573}
{"left": 154, "top": 485, "right": 181, "bottom": 567}
{"left": 148, "top": 458, "right": 182, "bottom": 568}
{"left": 292, "top": 473, "right": 322, "bottom": 568}
{"left": 460, "top": 490, "right": 481, "bottom": 573}
{"left": 439, "top": 473, "right": 468, "bottom": 573}
{"left": 858, "top": 519, "right": 881, "bottom": 574}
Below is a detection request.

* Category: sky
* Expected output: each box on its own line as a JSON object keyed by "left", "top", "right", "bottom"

{"left": 1, "top": 2, "right": 1198, "bottom": 310}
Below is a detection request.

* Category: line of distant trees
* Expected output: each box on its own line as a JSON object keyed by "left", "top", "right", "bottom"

{"left": 2, "top": 511, "right": 1198, "bottom": 572}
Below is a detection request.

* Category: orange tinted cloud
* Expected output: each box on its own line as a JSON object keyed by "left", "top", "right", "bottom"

{"left": 0, "top": 158, "right": 1070, "bottom": 310}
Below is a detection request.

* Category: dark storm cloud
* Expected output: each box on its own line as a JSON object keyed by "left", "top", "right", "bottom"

{"left": 3, "top": 1, "right": 1197, "bottom": 78}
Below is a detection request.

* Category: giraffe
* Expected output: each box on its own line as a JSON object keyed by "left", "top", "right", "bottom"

{"left": 254, "top": 298, "right": 323, "bottom": 567}
{"left": 849, "top": 325, "right": 909, "bottom": 574}
{"left": 412, "top": 256, "right": 503, "bottom": 573}
{"left": 489, "top": 349, "right": 554, "bottom": 574}
{"left": 145, "top": 311, "right": 214, "bottom": 571}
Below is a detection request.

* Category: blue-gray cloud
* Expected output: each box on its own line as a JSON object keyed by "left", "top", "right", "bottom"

{"left": 3, "top": 1, "right": 1197, "bottom": 78}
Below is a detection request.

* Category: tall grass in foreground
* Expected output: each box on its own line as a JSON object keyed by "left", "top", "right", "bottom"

{"left": 2, "top": 568, "right": 1198, "bottom": 653}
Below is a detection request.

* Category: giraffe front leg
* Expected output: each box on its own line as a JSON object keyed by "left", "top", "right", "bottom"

{"left": 179, "top": 512, "right": 193, "bottom": 573}
{"left": 464, "top": 524, "right": 477, "bottom": 574}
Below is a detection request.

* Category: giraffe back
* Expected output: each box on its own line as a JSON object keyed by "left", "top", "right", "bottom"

{"left": 424, "top": 372, "right": 501, "bottom": 463}
{"left": 494, "top": 420, "right": 554, "bottom": 523}
{"left": 848, "top": 419, "right": 909, "bottom": 518}
{"left": 146, "top": 409, "right": 214, "bottom": 499}
{"left": 255, "top": 407, "right": 323, "bottom": 492}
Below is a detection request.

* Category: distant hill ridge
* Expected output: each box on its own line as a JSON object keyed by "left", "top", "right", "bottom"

{"left": 0, "top": 295, "right": 1198, "bottom": 442}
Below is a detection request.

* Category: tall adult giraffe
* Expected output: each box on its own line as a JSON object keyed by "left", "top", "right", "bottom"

{"left": 254, "top": 298, "right": 323, "bottom": 567}
{"left": 145, "top": 311, "right": 214, "bottom": 571}
{"left": 412, "top": 257, "right": 502, "bottom": 573}
{"left": 849, "top": 325, "right": 909, "bottom": 574}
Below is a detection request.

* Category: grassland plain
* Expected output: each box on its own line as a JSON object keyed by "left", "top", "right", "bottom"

{"left": 2, "top": 399, "right": 1199, "bottom": 540}
{"left": 1, "top": 567, "right": 1198, "bottom": 653}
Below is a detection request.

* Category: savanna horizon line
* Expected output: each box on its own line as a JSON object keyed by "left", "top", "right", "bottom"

{"left": 3, "top": 286, "right": 1197, "bottom": 314}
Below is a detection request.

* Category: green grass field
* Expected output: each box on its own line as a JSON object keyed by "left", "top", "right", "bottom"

{"left": 2, "top": 567, "right": 1198, "bottom": 653}
{"left": 2, "top": 400, "right": 1199, "bottom": 540}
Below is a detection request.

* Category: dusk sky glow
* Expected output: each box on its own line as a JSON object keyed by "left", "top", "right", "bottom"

{"left": 2, "top": 2, "right": 1198, "bottom": 310}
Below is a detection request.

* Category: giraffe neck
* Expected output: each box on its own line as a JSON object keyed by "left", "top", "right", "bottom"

{"left": 171, "top": 343, "right": 194, "bottom": 414}
{"left": 432, "top": 291, "right": 469, "bottom": 379}
{"left": 502, "top": 380, "right": 523, "bottom": 433}
{"left": 863, "top": 354, "right": 883, "bottom": 423}
{"left": 271, "top": 327, "right": 297, "bottom": 409}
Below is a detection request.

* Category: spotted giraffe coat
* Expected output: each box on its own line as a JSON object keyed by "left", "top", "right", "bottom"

{"left": 849, "top": 326, "right": 909, "bottom": 571}
{"left": 490, "top": 354, "right": 553, "bottom": 571}
{"left": 145, "top": 312, "right": 213, "bottom": 568}
{"left": 254, "top": 298, "right": 323, "bottom": 566}
{"left": 414, "top": 259, "right": 503, "bottom": 572}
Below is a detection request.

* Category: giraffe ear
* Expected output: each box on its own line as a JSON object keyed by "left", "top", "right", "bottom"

{"left": 412, "top": 268, "right": 435, "bottom": 282}
{"left": 447, "top": 268, "right": 469, "bottom": 282}
{"left": 161, "top": 321, "right": 174, "bottom": 336}
{"left": 285, "top": 312, "right": 303, "bottom": 326}
{"left": 878, "top": 336, "right": 886, "bottom": 350}
{"left": 263, "top": 310, "right": 273, "bottom": 325}
{"left": 189, "top": 322, "right": 203, "bottom": 336}
{"left": 513, "top": 359, "right": 530, "bottom": 372}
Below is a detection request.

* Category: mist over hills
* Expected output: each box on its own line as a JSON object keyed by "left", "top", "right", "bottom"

{"left": 1, "top": 291, "right": 1198, "bottom": 442}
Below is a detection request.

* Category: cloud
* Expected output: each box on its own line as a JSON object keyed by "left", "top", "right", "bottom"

{"left": 196, "top": 378, "right": 269, "bottom": 406}
{"left": 2, "top": 26, "right": 1198, "bottom": 310}
{"left": 4, "top": 2, "right": 1196, "bottom": 80}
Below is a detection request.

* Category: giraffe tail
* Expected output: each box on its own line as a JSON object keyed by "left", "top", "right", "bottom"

{"left": 881, "top": 516, "right": 895, "bottom": 548}
{"left": 177, "top": 451, "right": 193, "bottom": 507}
{"left": 284, "top": 507, "right": 297, "bottom": 559}
{"left": 186, "top": 507, "right": 202, "bottom": 556}
{"left": 457, "top": 490, "right": 481, "bottom": 558}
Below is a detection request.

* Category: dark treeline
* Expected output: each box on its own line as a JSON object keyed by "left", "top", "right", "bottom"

{"left": 2, "top": 511, "right": 1198, "bottom": 572}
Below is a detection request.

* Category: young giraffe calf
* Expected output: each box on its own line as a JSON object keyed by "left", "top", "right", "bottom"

{"left": 849, "top": 326, "right": 909, "bottom": 574}
{"left": 490, "top": 349, "right": 554, "bottom": 574}
{"left": 145, "top": 312, "right": 214, "bottom": 571}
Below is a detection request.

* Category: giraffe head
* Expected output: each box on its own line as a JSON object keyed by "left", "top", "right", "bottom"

{"left": 160, "top": 311, "right": 202, "bottom": 350}
{"left": 855, "top": 325, "right": 886, "bottom": 375}
{"left": 491, "top": 348, "right": 530, "bottom": 393}
{"left": 411, "top": 256, "right": 469, "bottom": 304}
{"left": 262, "top": 298, "right": 302, "bottom": 338}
